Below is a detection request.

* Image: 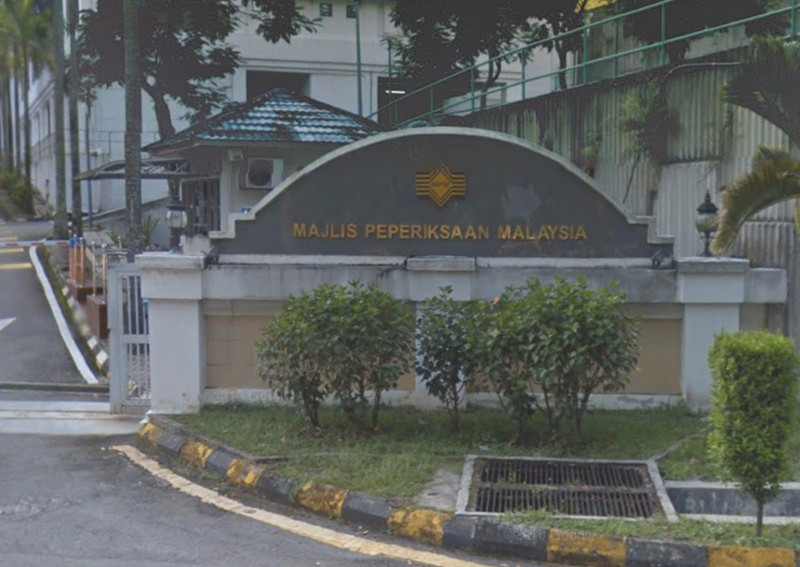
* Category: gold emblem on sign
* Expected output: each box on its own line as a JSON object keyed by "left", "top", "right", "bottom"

{"left": 415, "top": 163, "right": 466, "bottom": 207}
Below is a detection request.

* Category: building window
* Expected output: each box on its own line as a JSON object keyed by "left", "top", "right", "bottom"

{"left": 346, "top": 4, "right": 357, "bottom": 18}
{"left": 182, "top": 179, "right": 221, "bottom": 235}
{"left": 320, "top": 3, "right": 332, "bottom": 17}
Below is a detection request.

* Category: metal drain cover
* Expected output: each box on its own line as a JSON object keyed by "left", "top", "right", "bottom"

{"left": 458, "top": 456, "right": 667, "bottom": 519}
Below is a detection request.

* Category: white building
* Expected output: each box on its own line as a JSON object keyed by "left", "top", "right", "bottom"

{"left": 22, "top": 0, "right": 550, "bottom": 225}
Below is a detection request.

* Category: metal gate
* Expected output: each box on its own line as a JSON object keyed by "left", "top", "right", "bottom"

{"left": 108, "top": 264, "right": 151, "bottom": 413}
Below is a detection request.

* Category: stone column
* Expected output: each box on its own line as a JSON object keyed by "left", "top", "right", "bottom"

{"left": 138, "top": 253, "right": 206, "bottom": 414}
{"left": 677, "top": 258, "right": 748, "bottom": 409}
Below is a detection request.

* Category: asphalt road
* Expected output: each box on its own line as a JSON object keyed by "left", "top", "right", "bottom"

{"left": 0, "top": 434, "right": 545, "bottom": 567}
{"left": 0, "top": 218, "right": 551, "bottom": 567}
{"left": 0, "top": 219, "right": 81, "bottom": 384}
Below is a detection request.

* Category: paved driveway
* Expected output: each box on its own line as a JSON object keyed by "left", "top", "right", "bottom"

{"left": 0, "top": 219, "right": 81, "bottom": 384}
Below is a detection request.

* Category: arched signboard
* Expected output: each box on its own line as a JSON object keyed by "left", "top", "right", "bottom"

{"left": 214, "top": 128, "right": 671, "bottom": 258}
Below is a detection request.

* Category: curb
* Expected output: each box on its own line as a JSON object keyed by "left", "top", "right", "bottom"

{"left": 32, "top": 245, "right": 109, "bottom": 380}
{"left": 62, "top": 285, "right": 110, "bottom": 376}
{"left": 137, "top": 417, "right": 800, "bottom": 567}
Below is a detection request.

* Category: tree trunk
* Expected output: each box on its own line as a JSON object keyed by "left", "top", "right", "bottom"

{"left": 53, "top": 0, "right": 68, "bottom": 238}
{"left": 22, "top": 45, "right": 33, "bottom": 213}
{"left": 142, "top": 85, "right": 179, "bottom": 247}
{"left": 756, "top": 499, "right": 763, "bottom": 537}
{"left": 22, "top": 45, "right": 31, "bottom": 192}
{"left": 1, "top": 77, "right": 12, "bottom": 169}
{"left": 557, "top": 44, "right": 569, "bottom": 90}
{"left": 68, "top": 0, "right": 82, "bottom": 236}
{"left": 123, "top": 0, "right": 143, "bottom": 260}
{"left": 13, "top": 48, "right": 21, "bottom": 175}
{"left": 479, "top": 59, "right": 503, "bottom": 110}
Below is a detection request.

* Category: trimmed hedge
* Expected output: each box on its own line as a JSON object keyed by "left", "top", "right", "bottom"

{"left": 708, "top": 330, "right": 800, "bottom": 536}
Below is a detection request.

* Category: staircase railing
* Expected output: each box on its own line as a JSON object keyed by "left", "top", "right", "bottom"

{"left": 371, "top": 0, "right": 798, "bottom": 128}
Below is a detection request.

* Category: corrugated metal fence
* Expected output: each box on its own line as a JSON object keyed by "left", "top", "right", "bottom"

{"left": 465, "top": 64, "right": 799, "bottom": 341}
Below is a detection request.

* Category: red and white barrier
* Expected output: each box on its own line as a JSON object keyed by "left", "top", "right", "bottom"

{"left": 0, "top": 239, "right": 69, "bottom": 248}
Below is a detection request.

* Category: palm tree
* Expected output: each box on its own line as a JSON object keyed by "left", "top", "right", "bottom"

{"left": 712, "top": 37, "right": 800, "bottom": 253}
{"left": 0, "top": 7, "right": 15, "bottom": 170}
{"left": 4, "top": 0, "right": 53, "bottom": 195}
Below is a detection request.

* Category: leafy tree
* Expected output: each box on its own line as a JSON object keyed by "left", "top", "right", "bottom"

{"left": 712, "top": 37, "right": 800, "bottom": 253}
{"left": 708, "top": 331, "right": 799, "bottom": 537}
{"left": 77, "top": 0, "right": 316, "bottom": 141}
{"left": 619, "top": 0, "right": 781, "bottom": 64}
{"left": 389, "top": 0, "right": 591, "bottom": 105}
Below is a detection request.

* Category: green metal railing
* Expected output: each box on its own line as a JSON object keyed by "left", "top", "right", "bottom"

{"left": 371, "top": 0, "right": 798, "bottom": 128}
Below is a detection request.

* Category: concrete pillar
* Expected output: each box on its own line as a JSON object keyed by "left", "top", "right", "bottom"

{"left": 677, "top": 258, "right": 748, "bottom": 409}
{"left": 137, "top": 253, "right": 206, "bottom": 413}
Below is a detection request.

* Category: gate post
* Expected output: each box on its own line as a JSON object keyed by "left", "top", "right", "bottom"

{"left": 138, "top": 253, "right": 206, "bottom": 414}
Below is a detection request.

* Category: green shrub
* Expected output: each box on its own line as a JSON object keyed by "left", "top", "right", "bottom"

{"left": 256, "top": 288, "right": 331, "bottom": 428}
{"left": 708, "top": 331, "right": 799, "bottom": 537}
{"left": 470, "top": 277, "right": 639, "bottom": 440}
{"left": 416, "top": 287, "right": 475, "bottom": 431}
{"left": 256, "top": 281, "right": 414, "bottom": 431}
{"left": 1, "top": 169, "right": 34, "bottom": 214}
{"left": 325, "top": 281, "right": 414, "bottom": 431}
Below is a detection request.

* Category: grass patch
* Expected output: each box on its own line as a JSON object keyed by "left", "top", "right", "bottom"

{"left": 171, "top": 402, "right": 800, "bottom": 547}
{"left": 658, "top": 404, "right": 800, "bottom": 481}
{"left": 508, "top": 509, "right": 800, "bottom": 549}
{"left": 173, "top": 403, "right": 704, "bottom": 499}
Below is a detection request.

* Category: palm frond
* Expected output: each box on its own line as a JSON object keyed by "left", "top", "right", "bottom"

{"left": 712, "top": 146, "right": 800, "bottom": 253}
{"left": 724, "top": 37, "right": 800, "bottom": 147}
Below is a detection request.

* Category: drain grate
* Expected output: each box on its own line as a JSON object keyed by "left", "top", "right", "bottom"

{"left": 465, "top": 458, "right": 664, "bottom": 519}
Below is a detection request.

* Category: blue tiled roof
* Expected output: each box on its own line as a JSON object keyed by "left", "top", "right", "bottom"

{"left": 145, "top": 88, "right": 383, "bottom": 153}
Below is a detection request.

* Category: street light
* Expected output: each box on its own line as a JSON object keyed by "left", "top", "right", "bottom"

{"left": 695, "top": 191, "right": 719, "bottom": 257}
{"left": 165, "top": 196, "right": 188, "bottom": 253}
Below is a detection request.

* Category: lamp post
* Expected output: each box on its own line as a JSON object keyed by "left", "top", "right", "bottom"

{"left": 165, "top": 196, "right": 188, "bottom": 253}
{"left": 695, "top": 191, "right": 719, "bottom": 257}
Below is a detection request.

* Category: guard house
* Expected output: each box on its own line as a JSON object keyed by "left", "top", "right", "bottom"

{"left": 137, "top": 127, "right": 787, "bottom": 414}
{"left": 144, "top": 87, "right": 384, "bottom": 242}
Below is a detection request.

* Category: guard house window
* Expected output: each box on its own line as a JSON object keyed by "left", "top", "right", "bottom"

{"left": 182, "top": 179, "right": 220, "bottom": 235}
{"left": 320, "top": 3, "right": 332, "bottom": 17}
{"left": 346, "top": 4, "right": 357, "bottom": 18}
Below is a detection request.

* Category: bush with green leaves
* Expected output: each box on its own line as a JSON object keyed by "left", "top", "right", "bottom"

{"left": 256, "top": 281, "right": 414, "bottom": 431}
{"left": 0, "top": 169, "right": 34, "bottom": 214}
{"left": 256, "top": 287, "right": 332, "bottom": 428}
{"left": 416, "top": 287, "right": 476, "bottom": 431}
{"left": 470, "top": 277, "right": 639, "bottom": 440}
{"left": 708, "top": 331, "right": 799, "bottom": 537}
{"left": 326, "top": 281, "right": 415, "bottom": 431}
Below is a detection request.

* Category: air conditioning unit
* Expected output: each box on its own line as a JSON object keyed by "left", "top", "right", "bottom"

{"left": 240, "top": 158, "right": 283, "bottom": 190}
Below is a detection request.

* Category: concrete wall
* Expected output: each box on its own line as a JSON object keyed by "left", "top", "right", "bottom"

{"left": 201, "top": 299, "right": 684, "bottom": 396}
{"left": 139, "top": 253, "right": 787, "bottom": 413}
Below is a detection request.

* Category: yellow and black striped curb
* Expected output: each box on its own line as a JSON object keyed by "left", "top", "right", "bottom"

{"left": 137, "top": 417, "right": 800, "bottom": 567}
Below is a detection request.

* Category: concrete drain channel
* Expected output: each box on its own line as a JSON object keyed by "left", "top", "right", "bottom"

{"left": 457, "top": 456, "right": 675, "bottom": 520}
